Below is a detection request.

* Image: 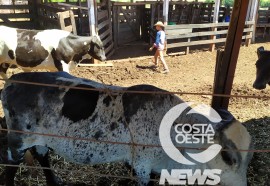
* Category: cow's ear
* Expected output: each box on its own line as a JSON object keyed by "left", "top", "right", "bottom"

{"left": 257, "top": 46, "right": 264, "bottom": 59}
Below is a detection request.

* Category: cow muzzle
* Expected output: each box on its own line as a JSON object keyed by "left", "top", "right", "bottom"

{"left": 100, "top": 56, "right": 106, "bottom": 61}
{"left": 253, "top": 80, "right": 267, "bottom": 90}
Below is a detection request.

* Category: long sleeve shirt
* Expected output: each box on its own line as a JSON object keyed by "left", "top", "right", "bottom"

{"left": 155, "top": 30, "right": 165, "bottom": 47}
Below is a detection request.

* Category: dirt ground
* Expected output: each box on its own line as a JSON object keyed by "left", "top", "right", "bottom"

{"left": 0, "top": 42, "right": 270, "bottom": 185}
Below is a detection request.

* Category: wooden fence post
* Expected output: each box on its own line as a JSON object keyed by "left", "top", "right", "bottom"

{"left": 211, "top": 0, "right": 250, "bottom": 110}
{"left": 163, "top": 0, "right": 169, "bottom": 25}
{"left": 209, "top": 0, "right": 220, "bottom": 52}
{"left": 112, "top": 4, "right": 119, "bottom": 48}
{"left": 87, "top": 0, "right": 97, "bottom": 36}
{"left": 245, "top": 0, "right": 259, "bottom": 45}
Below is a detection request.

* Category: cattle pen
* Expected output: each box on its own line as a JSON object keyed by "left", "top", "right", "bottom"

{"left": 0, "top": 0, "right": 269, "bottom": 57}
{"left": 0, "top": 0, "right": 270, "bottom": 186}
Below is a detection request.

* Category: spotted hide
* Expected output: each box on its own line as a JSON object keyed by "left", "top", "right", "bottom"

{"left": 1, "top": 72, "right": 253, "bottom": 186}
{"left": 0, "top": 26, "right": 106, "bottom": 78}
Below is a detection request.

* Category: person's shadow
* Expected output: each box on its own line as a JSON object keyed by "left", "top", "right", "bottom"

{"left": 136, "top": 65, "right": 159, "bottom": 71}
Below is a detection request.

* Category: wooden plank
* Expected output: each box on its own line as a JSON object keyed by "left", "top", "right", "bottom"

{"left": 100, "top": 28, "right": 111, "bottom": 40}
{"left": 0, "top": 13, "right": 31, "bottom": 19}
{"left": 150, "top": 4, "right": 155, "bottom": 44}
{"left": 77, "top": 62, "right": 113, "bottom": 67}
{"left": 97, "top": 10, "right": 107, "bottom": 21}
{"left": 0, "top": 5, "right": 30, "bottom": 9}
{"left": 211, "top": 49, "right": 225, "bottom": 109}
{"left": 37, "top": 3, "right": 66, "bottom": 13}
{"left": 106, "top": 0, "right": 114, "bottom": 57}
{"left": 36, "top": 15, "right": 59, "bottom": 24}
{"left": 213, "top": 0, "right": 220, "bottom": 23}
{"left": 0, "top": 21, "right": 34, "bottom": 29}
{"left": 87, "top": 0, "right": 97, "bottom": 36}
{"left": 102, "top": 35, "right": 112, "bottom": 46}
{"left": 106, "top": 49, "right": 115, "bottom": 58}
{"left": 166, "top": 28, "right": 253, "bottom": 39}
{"left": 105, "top": 42, "right": 114, "bottom": 53}
{"left": 98, "top": 19, "right": 110, "bottom": 30}
{"left": 209, "top": 27, "right": 217, "bottom": 52}
{"left": 57, "top": 10, "right": 77, "bottom": 34}
{"left": 211, "top": 0, "right": 250, "bottom": 110}
{"left": 167, "top": 35, "right": 251, "bottom": 48}
{"left": 112, "top": 6, "right": 118, "bottom": 47}
{"left": 252, "top": 1, "right": 259, "bottom": 43}
{"left": 113, "top": 2, "right": 147, "bottom": 6}
{"left": 165, "top": 21, "right": 254, "bottom": 29}
{"left": 163, "top": 0, "right": 169, "bottom": 25}
{"left": 70, "top": 10, "right": 77, "bottom": 34}
{"left": 58, "top": 12, "right": 66, "bottom": 30}
{"left": 166, "top": 28, "right": 192, "bottom": 35}
{"left": 257, "top": 23, "right": 270, "bottom": 27}
{"left": 210, "top": 0, "right": 220, "bottom": 52}
{"left": 57, "top": 2, "right": 88, "bottom": 10}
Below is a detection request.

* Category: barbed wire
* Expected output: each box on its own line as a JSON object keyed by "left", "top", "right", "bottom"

{"left": 0, "top": 78, "right": 269, "bottom": 99}
{"left": 0, "top": 74, "right": 269, "bottom": 185}
{"left": 0, "top": 128, "right": 269, "bottom": 153}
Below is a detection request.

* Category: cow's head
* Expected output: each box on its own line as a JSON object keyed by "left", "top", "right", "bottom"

{"left": 253, "top": 47, "right": 270, "bottom": 90}
{"left": 88, "top": 35, "right": 106, "bottom": 61}
{"left": 206, "top": 119, "right": 253, "bottom": 186}
{"left": 171, "top": 109, "right": 253, "bottom": 186}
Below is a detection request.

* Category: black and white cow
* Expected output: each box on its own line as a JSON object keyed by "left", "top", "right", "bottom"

{"left": 253, "top": 46, "right": 270, "bottom": 90}
{"left": 1, "top": 72, "right": 253, "bottom": 186}
{"left": 0, "top": 26, "right": 106, "bottom": 78}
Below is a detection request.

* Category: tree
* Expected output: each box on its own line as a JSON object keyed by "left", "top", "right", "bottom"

{"left": 224, "top": 0, "right": 234, "bottom": 7}
{"left": 260, "top": 0, "right": 270, "bottom": 8}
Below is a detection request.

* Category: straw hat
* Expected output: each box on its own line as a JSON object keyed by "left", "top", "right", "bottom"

{"left": 154, "top": 21, "right": 165, "bottom": 27}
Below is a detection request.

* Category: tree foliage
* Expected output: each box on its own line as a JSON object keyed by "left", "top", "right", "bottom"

{"left": 260, "top": 0, "right": 270, "bottom": 8}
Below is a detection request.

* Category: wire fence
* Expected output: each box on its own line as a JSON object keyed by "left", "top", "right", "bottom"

{"left": 0, "top": 78, "right": 270, "bottom": 99}
{"left": 0, "top": 75, "right": 269, "bottom": 184}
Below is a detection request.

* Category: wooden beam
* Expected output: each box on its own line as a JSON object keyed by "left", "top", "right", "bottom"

{"left": 245, "top": 0, "right": 258, "bottom": 45}
{"left": 87, "top": 0, "right": 97, "bottom": 36}
{"left": 213, "top": 0, "right": 221, "bottom": 23}
{"left": 150, "top": 4, "right": 156, "bottom": 44}
{"left": 77, "top": 62, "right": 113, "bottom": 67}
{"left": 210, "top": 0, "right": 221, "bottom": 52}
{"left": 211, "top": 0, "right": 250, "bottom": 110}
{"left": 163, "top": 0, "right": 169, "bottom": 25}
{"left": 252, "top": 0, "right": 259, "bottom": 43}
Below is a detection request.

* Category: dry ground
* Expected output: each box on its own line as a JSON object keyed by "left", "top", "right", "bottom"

{"left": 0, "top": 42, "right": 269, "bottom": 185}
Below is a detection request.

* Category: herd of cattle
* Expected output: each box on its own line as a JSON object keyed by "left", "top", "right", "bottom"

{"left": 0, "top": 25, "right": 268, "bottom": 186}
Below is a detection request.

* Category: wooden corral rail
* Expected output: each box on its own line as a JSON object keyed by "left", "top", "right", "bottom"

{"left": 97, "top": 9, "right": 114, "bottom": 58}
{"left": 57, "top": 10, "right": 77, "bottom": 34}
{"left": 0, "top": 3, "right": 35, "bottom": 29}
{"left": 36, "top": 2, "right": 114, "bottom": 58}
{"left": 147, "top": 1, "right": 215, "bottom": 24}
{"left": 160, "top": 21, "right": 254, "bottom": 54}
{"left": 256, "top": 8, "right": 270, "bottom": 38}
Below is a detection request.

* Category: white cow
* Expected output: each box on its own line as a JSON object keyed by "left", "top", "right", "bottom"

{"left": 1, "top": 72, "right": 253, "bottom": 186}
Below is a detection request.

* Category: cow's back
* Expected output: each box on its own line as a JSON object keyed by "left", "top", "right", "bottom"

{"left": 2, "top": 72, "right": 181, "bottom": 164}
